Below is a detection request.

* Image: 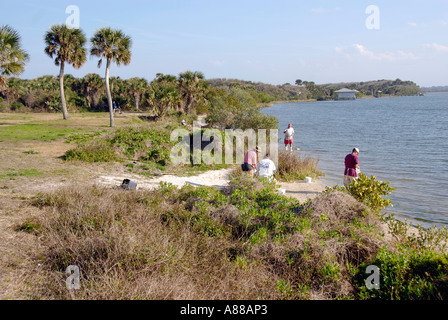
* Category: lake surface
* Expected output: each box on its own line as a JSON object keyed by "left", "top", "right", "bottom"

{"left": 262, "top": 92, "right": 448, "bottom": 228}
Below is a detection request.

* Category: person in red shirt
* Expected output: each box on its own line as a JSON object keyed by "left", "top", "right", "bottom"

{"left": 344, "top": 148, "right": 360, "bottom": 187}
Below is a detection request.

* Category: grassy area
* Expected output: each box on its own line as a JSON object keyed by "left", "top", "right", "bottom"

{"left": 1, "top": 112, "right": 447, "bottom": 300}
{"left": 13, "top": 174, "right": 448, "bottom": 300}
{"left": 0, "top": 168, "right": 44, "bottom": 180}
{"left": 0, "top": 123, "right": 88, "bottom": 142}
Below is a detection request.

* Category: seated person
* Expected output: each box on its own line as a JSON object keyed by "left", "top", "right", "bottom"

{"left": 256, "top": 153, "right": 277, "bottom": 183}
{"left": 181, "top": 119, "right": 190, "bottom": 127}
{"left": 113, "top": 101, "right": 121, "bottom": 114}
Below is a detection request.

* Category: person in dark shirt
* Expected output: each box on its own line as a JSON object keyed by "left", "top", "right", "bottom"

{"left": 344, "top": 147, "right": 360, "bottom": 187}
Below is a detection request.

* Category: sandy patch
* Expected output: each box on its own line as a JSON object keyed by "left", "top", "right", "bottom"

{"left": 97, "top": 168, "right": 233, "bottom": 190}
{"left": 96, "top": 168, "right": 325, "bottom": 203}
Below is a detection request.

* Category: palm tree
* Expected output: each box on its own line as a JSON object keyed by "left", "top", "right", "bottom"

{"left": 148, "top": 81, "right": 180, "bottom": 120}
{"left": 0, "top": 25, "right": 29, "bottom": 90}
{"left": 90, "top": 27, "right": 132, "bottom": 127}
{"left": 127, "top": 77, "right": 148, "bottom": 111}
{"left": 44, "top": 24, "right": 87, "bottom": 119}
{"left": 178, "top": 71, "right": 208, "bottom": 114}
{"left": 82, "top": 73, "right": 104, "bottom": 109}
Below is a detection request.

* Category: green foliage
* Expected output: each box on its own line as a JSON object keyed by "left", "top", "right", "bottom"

{"left": 64, "top": 126, "right": 173, "bottom": 165}
{"left": 65, "top": 131, "right": 103, "bottom": 146}
{"left": 10, "top": 102, "right": 24, "bottom": 111}
{"left": 206, "top": 88, "right": 279, "bottom": 130}
{"left": 325, "top": 173, "right": 396, "bottom": 213}
{"left": 0, "top": 168, "right": 44, "bottom": 180}
{"left": 0, "top": 123, "right": 85, "bottom": 141}
{"left": 356, "top": 247, "right": 448, "bottom": 300}
{"left": 64, "top": 140, "right": 120, "bottom": 163}
{"left": 22, "top": 172, "right": 448, "bottom": 300}
{"left": 110, "top": 127, "right": 173, "bottom": 165}
{"left": 0, "top": 25, "right": 29, "bottom": 88}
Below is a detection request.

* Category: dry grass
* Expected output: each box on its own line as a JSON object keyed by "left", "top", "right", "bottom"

{"left": 22, "top": 185, "right": 280, "bottom": 299}
{"left": 3, "top": 112, "right": 447, "bottom": 301}
{"left": 277, "top": 150, "right": 322, "bottom": 181}
{"left": 10, "top": 178, "right": 392, "bottom": 300}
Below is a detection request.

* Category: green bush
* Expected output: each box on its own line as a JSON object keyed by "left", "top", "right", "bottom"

{"left": 110, "top": 126, "right": 173, "bottom": 165}
{"left": 355, "top": 247, "right": 448, "bottom": 300}
{"left": 325, "top": 173, "right": 396, "bottom": 213}
{"left": 10, "top": 102, "right": 25, "bottom": 111}
{"left": 64, "top": 141, "right": 120, "bottom": 163}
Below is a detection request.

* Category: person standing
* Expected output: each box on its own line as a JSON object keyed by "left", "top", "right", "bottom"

{"left": 256, "top": 153, "right": 277, "bottom": 183}
{"left": 283, "top": 123, "right": 295, "bottom": 151}
{"left": 344, "top": 147, "right": 360, "bottom": 186}
{"left": 242, "top": 146, "right": 260, "bottom": 177}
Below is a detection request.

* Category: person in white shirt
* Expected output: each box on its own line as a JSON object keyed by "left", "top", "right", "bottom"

{"left": 256, "top": 153, "right": 277, "bottom": 183}
{"left": 283, "top": 123, "right": 295, "bottom": 151}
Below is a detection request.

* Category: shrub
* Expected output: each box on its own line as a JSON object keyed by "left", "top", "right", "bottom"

{"left": 64, "top": 126, "right": 173, "bottom": 166}
{"left": 277, "top": 149, "right": 322, "bottom": 181}
{"left": 325, "top": 173, "right": 396, "bottom": 213}
{"left": 110, "top": 126, "right": 173, "bottom": 165}
{"left": 10, "top": 102, "right": 25, "bottom": 111}
{"left": 355, "top": 247, "right": 448, "bottom": 300}
{"left": 64, "top": 140, "right": 120, "bottom": 163}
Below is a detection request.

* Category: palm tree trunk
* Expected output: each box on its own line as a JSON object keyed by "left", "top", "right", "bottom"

{"left": 59, "top": 61, "right": 70, "bottom": 120}
{"left": 134, "top": 93, "right": 140, "bottom": 111}
{"left": 105, "top": 58, "right": 114, "bottom": 127}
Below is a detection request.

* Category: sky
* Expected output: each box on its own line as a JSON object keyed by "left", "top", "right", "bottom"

{"left": 2, "top": 0, "right": 448, "bottom": 86}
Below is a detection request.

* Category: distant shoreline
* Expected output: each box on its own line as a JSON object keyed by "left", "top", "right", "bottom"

{"left": 260, "top": 94, "right": 422, "bottom": 108}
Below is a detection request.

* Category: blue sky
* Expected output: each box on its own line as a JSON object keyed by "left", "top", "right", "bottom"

{"left": 2, "top": 0, "right": 448, "bottom": 86}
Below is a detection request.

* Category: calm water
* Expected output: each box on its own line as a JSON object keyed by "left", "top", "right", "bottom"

{"left": 263, "top": 92, "right": 448, "bottom": 228}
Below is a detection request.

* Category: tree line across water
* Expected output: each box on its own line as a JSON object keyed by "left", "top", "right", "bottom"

{"left": 1, "top": 24, "right": 421, "bottom": 128}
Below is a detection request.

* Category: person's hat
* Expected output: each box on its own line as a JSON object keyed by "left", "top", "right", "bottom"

{"left": 288, "top": 123, "right": 292, "bottom": 126}
{"left": 255, "top": 146, "right": 261, "bottom": 152}
{"left": 354, "top": 147, "right": 360, "bottom": 153}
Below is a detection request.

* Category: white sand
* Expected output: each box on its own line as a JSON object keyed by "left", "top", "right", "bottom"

{"left": 96, "top": 168, "right": 325, "bottom": 203}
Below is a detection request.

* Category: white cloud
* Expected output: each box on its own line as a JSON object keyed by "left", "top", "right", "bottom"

{"left": 352, "top": 44, "right": 418, "bottom": 61}
{"left": 424, "top": 43, "right": 448, "bottom": 52}
{"left": 408, "top": 22, "right": 417, "bottom": 27}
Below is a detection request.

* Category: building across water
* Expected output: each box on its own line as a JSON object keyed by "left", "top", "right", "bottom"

{"left": 335, "top": 88, "right": 358, "bottom": 100}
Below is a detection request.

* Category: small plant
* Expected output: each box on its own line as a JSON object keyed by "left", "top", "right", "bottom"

{"left": 348, "top": 173, "right": 396, "bottom": 212}
{"left": 65, "top": 131, "right": 103, "bottom": 146}
{"left": 325, "top": 173, "right": 396, "bottom": 213}
{"left": 277, "top": 150, "right": 322, "bottom": 181}
{"left": 64, "top": 140, "right": 120, "bottom": 163}
{"left": 355, "top": 247, "right": 448, "bottom": 300}
{"left": 276, "top": 279, "right": 293, "bottom": 299}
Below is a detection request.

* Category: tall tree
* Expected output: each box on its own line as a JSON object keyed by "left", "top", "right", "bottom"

{"left": 44, "top": 24, "right": 87, "bottom": 119}
{"left": 82, "top": 73, "right": 104, "bottom": 109}
{"left": 90, "top": 27, "right": 132, "bottom": 127}
{"left": 0, "top": 25, "right": 29, "bottom": 90}
{"left": 148, "top": 80, "right": 180, "bottom": 120}
{"left": 178, "top": 71, "right": 207, "bottom": 114}
{"left": 127, "top": 77, "right": 148, "bottom": 111}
